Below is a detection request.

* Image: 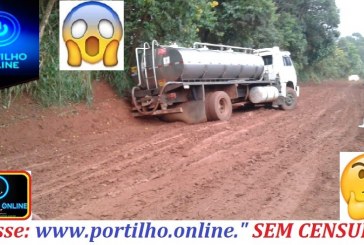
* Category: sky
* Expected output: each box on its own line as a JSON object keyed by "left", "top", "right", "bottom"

{"left": 336, "top": 0, "right": 364, "bottom": 37}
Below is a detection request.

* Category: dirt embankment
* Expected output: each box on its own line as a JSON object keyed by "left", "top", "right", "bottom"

{"left": 1, "top": 81, "right": 364, "bottom": 220}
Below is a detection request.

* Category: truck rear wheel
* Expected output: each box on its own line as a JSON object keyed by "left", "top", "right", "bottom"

{"left": 281, "top": 87, "right": 297, "bottom": 110}
{"left": 205, "top": 91, "right": 232, "bottom": 121}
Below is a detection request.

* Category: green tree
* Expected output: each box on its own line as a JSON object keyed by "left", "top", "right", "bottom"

{"left": 275, "top": 12, "right": 307, "bottom": 71}
{"left": 202, "top": 0, "right": 279, "bottom": 48}
{"left": 126, "top": 0, "right": 217, "bottom": 66}
{"left": 314, "top": 47, "right": 351, "bottom": 79}
{"left": 274, "top": 0, "right": 340, "bottom": 79}
{"left": 338, "top": 37, "right": 364, "bottom": 77}
{"left": 276, "top": 0, "right": 339, "bottom": 61}
{"left": 101, "top": 0, "right": 218, "bottom": 95}
{"left": 348, "top": 33, "right": 364, "bottom": 66}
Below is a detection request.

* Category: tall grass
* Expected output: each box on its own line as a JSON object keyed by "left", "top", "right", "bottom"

{"left": 35, "top": 2, "right": 93, "bottom": 107}
{"left": 96, "top": 68, "right": 134, "bottom": 98}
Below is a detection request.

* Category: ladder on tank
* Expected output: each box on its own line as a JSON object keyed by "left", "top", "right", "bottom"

{"left": 135, "top": 40, "right": 159, "bottom": 90}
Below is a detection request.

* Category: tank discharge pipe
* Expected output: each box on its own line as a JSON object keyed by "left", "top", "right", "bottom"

{"left": 132, "top": 82, "right": 183, "bottom": 116}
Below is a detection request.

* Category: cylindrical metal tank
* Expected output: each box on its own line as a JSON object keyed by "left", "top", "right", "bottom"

{"left": 249, "top": 86, "right": 279, "bottom": 104}
{"left": 141, "top": 47, "right": 264, "bottom": 87}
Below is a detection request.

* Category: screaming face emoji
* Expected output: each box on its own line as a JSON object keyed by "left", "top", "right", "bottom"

{"left": 341, "top": 154, "right": 364, "bottom": 220}
{"left": 62, "top": 1, "right": 123, "bottom": 67}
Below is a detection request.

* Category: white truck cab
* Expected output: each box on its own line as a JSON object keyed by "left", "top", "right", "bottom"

{"left": 254, "top": 47, "right": 300, "bottom": 110}
{"left": 256, "top": 47, "right": 299, "bottom": 98}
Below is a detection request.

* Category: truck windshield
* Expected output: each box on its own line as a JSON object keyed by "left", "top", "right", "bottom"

{"left": 262, "top": 55, "right": 273, "bottom": 65}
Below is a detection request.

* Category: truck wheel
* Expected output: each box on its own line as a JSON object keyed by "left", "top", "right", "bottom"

{"left": 281, "top": 87, "right": 297, "bottom": 110}
{"left": 205, "top": 91, "right": 232, "bottom": 121}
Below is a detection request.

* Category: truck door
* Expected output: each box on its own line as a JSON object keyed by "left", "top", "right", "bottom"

{"left": 281, "top": 55, "right": 297, "bottom": 86}
{"left": 261, "top": 55, "right": 275, "bottom": 81}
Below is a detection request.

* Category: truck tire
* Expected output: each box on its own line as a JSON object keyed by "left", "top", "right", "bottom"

{"left": 205, "top": 91, "right": 232, "bottom": 121}
{"left": 281, "top": 87, "right": 297, "bottom": 110}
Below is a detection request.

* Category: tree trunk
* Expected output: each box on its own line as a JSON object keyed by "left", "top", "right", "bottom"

{"left": 39, "top": 0, "right": 57, "bottom": 43}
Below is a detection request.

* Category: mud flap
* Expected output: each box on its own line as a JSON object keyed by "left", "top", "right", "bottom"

{"left": 160, "top": 100, "right": 207, "bottom": 124}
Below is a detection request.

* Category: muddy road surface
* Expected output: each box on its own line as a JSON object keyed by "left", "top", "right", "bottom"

{"left": 1, "top": 81, "right": 364, "bottom": 219}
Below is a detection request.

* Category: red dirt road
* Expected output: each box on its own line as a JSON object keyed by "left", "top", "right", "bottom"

{"left": 1, "top": 81, "right": 364, "bottom": 220}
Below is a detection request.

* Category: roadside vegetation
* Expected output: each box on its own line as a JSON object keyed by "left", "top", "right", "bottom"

{"left": 1, "top": 0, "right": 363, "bottom": 107}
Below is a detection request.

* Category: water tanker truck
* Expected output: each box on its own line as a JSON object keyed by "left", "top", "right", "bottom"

{"left": 131, "top": 40, "right": 299, "bottom": 123}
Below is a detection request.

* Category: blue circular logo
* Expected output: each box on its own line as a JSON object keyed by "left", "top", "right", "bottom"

{"left": 0, "top": 11, "right": 20, "bottom": 47}
{"left": 0, "top": 176, "right": 9, "bottom": 200}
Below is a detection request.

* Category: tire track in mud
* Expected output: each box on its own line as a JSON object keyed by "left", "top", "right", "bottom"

{"left": 47, "top": 111, "right": 285, "bottom": 219}
{"left": 57, "top": 84, "right": 338, "bottom": 219}
{"left": 29, "top": 117, "right": 259, "bottom": 218}
{"left": 71, "top": 82, "right": 359, "bottom": 220}
{"left": 52, "top": 83, "right": 363, "bottom": 219}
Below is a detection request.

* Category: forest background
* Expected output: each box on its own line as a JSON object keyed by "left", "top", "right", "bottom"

{"left": 1, "top": 0, "right": 363, "bottom": 107}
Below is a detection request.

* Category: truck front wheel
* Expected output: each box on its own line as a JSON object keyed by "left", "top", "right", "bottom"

{"left": 205, "top": 91, "right": 232, "bottom": 121}
{"left": 281, "top": 87, "right": 297, "bottom": 110}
